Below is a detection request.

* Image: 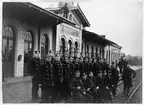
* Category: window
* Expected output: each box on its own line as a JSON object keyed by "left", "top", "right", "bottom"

{"left": 2, "top": 26, "right": 15, "bottom": 77}
{"left": 41, "top": 34, "right": 49, "bottom": 59}
{"left": 24, "top": 31, "right": 33, "bottom": 63}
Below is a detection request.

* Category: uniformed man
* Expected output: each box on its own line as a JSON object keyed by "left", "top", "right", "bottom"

{"left": 122, "top": 63, "right": 136, "bottom": 96}
{"left": 41, "top": 54, "right": 54, "bottom": 103}
{"left": 111, "top": 62, "right": 119, "bottom": 96}
{"left": 95, "top": 70, "right": 105, "bottom": 103}
{"left": 62, "top": 56, "right": 71, "bottom": 99}
{"left": 87, "top": 71, "right": 99, "bottom": 102}
{"left": 88, "top": 57, "right": 93, "bottom": 73}
{"left": 27, "top": 51, "right": 42, "bottom": 100}
{"left": 53, "top": 53, "right": 63, "bottom": 102}
{"left": 79, "top": 56, "right": 85, "bottom": 75}
{"left": 107, "top": 70, "right": 114, "bottom": 102}
{"left": 118, "top": 59, "right": 123, "bottom": 74}
{"left": 81, "top": 73, "right": 93, "bottom": 102}
{"left": 69, "top": 56, "right": 75, "bottom": 80}
{"left": 103, "top": 59, "right": 109, "bottom": 73}
{"left": 102, "top": 70, "right": 113, "bottom": 103}
{"left": 84, "top": 57, "right": 89, "bottom": 74}
{"left": 92, "top": 58, "right": 101, "bottom": 76}
{"left": 69, "top": 70, "right": 87, "bottom": 103}
{"left": 73, "top": 57, "right": 80, "bottom": 73}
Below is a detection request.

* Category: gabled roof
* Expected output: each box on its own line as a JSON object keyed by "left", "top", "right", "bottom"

{"left": 46, "top": 3, "right": 90, "bottom": 27}
{"left": 73, "top": 4, "right": 90, "bottom": 27}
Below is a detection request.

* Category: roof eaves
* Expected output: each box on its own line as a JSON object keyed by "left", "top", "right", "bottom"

{"left": 77, "top": 4, "right": 90, "bottom": 27}
{"left": 24, "top": 2, "right": 75, "bottom": 26}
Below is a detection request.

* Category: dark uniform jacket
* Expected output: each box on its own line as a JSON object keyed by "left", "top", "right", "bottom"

{"left": 122, "top": 67, "right": 136, "bottom": 87}
{"left": 111, "top": 67, "right": 119, "bottom": 86}
{"left": 63, "top": 61, "right": 71, "bottom": 81}
{"left": 95, "top": 76, "right": 105, "bottom": 88}
{"left": 107, "top": 74, "right": 113, "bottom": 88}
{"left": 69, "top": 62, "right": 75, "bottom": 79}
{"left": 53, "top": 60, "right": 63, "bottom": 83}
{"left": 92, "top": 63, "right": 101, "bottom": 76}
{"left": 118, "top": 61, "right": 122, "bottom": 68}
{"left": 79, "top": 62, "right": 85, "bottom": 74}
{"left": 84, "top": 62, "right": 89, "bottom": 74}
{"left": 27, "top": 57, "right": 42, "bottom": 83}
{"left": 69, "top": 77, "right": 84, "bottom": 92}
{"left": 41, "top": 62, "right": 54, "bottom": 88}
{"left": 103, "top": 75, "right": 110, "bottom": 88}
{"left": 89, "top": 62, "right": 93, "bottom": 72}
{"left": 73, "top": 62, "right": 80, "bottom": 73}
{"left": 87, "top": 76, "right": 97, "bottom": 89}
{"left": 101, "top": 62, "right": 109, "bottom": 72}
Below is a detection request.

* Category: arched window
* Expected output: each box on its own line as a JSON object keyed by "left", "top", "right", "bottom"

{"left": 41, "top": 34, "right": 49, "bottom": 59}
{"left": 91, "top": 46, "right": 94, "bottom": 57}
{"left": 61, "top": 38, "right": 66, "bottom": 54}
{"left": 24, "top": 32, "right": 33, "bottom": 61}
{"left": 68, "top": 40, "right": 72, "bottom": 55}
{"left": 2, "top": 26, "right": 15, "bottom": 77}
{"left": 24, "top": 31, "right": 33, "bottom": 76}
{"left": 74, "top": 42, "right": 78, "bottom": 56}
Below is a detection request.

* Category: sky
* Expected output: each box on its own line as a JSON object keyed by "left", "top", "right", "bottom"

{"left": 30, "top": 0, "right": 142, "bottom": 56}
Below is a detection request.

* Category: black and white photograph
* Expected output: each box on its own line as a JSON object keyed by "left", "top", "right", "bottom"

{"left": 2, "top": 0, "right": 142, "bottom": 103}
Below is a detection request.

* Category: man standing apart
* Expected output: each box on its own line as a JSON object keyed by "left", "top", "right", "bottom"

{"left": 122, "top": 64, "right": 136, "bottom": 96}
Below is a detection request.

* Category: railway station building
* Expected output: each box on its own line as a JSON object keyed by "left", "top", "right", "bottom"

{"left": 2, "top": 2, "right": 122, "bottom": 102}
{"left": 2, "top": 2, "right": 121, "bottom": 79}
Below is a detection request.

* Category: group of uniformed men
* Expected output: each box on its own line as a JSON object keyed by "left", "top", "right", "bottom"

{"left": 27, "top": 50, "right": 136, "bottom": 103}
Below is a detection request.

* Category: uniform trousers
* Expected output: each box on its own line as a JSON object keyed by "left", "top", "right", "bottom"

{"left": 32, "top": 78, "right": 40, "bottom": 99}
{"left": 52, "top": 81, "right": 63, "bottom": 102}
{"left": 41, "top": 86, "right": 53, "bottom": 103}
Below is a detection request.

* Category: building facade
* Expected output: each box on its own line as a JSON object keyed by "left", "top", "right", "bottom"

{"left": 47, "top": 2, "right": 90, "bottom": 57}
{"left": 2, "top": 2, "right": 121, "bottom": 79}
{"left": 2, "top": 2, "right": 74, "bottom": 78}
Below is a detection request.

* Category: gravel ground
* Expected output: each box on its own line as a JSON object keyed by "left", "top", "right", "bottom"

{"left": 130, "top": 83, "right": 142, "bottom": 103}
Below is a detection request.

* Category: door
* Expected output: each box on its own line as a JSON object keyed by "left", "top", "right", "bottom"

{"left": 24, "top": 31, "right": 33, "bottom": 76}
{"left": 2, "top": 26, "right": 15, "bottom": 77}
{"left": 41, "top": 34, "right": 48, "bottom": 60}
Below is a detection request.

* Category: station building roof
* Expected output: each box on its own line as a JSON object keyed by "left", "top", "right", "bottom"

{"left": 82, "top": 30, "right": 122, "bottom": 49}
{"left": 3, "top": 2, "right": 75, "bottom": 27}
